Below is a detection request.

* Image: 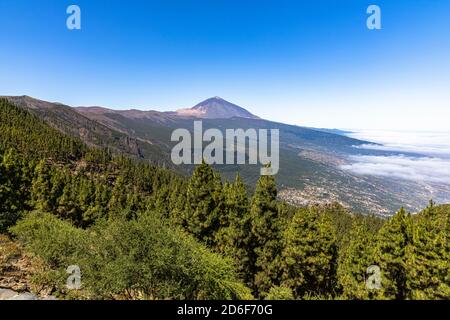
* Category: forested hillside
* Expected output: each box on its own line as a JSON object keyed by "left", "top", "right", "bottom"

{"left": 4, "top": 95, "right": 175, "bottom": 169}
{"left": 6, "top": 95, "right": 435, "bottom": 216}
{"left": 1, "top": 99, "right": 449, "bottom": 300}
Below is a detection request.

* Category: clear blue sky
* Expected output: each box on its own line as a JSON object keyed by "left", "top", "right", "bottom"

{"left": 1, "top": 0, "right": 449, "bottom": 130}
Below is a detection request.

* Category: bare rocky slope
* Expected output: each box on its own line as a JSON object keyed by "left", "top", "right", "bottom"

{"left": 0, "top": 235, "right": 56, "bottom": 300}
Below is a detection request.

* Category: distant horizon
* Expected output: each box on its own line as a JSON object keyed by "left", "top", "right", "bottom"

{"left": 3, "top": 93, "right": 450, "bottom": 134}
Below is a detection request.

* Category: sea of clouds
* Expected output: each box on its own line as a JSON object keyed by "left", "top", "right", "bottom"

{"left": 340, "top": 130, "right": 450, "bottom": 184}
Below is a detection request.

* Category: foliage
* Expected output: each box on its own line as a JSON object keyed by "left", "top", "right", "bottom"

{"left": 0, "top": 149, "right": 32, "bottom": 232}
{"left": 281, "top": 207, "right": 338, "bottom": 298}
{"left": 374, "top": 208, "right": 412, "bottom": 299}
{"left": 249, "top": 173, "right": 282, "bottom": 297}
{"left": 11, "top": 212, "right": 253, "bottom": 300}
{"left": 265, "top": 286, "right": 294, "bottom": 300}
{"left": 215, "top": 175, "right": 253, "bottom": 284}
{"left": 183, "top": 162, "right": 224, "bottom": 246}
{"left": 337, "top": 219, "right": 377, "bottom": 299}
{"left": 2, "top": 99, "right": 449, "bottom": 300}
{"left": 406, "top": 203, "right": 450, "bottom": 299}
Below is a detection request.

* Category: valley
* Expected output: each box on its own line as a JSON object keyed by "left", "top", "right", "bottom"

{"left": 3, "top": 95, "right": 448, "bottom": 216}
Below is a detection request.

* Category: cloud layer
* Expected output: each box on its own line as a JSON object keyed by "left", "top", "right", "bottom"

{"left": 341, "top": 130, "right": 450, "bottom": 185}
{"left": 340, "top": 155, "right": 450, "bottom": 184}
{"left": 346, "top": 130, "right": 450, "bottom": 158}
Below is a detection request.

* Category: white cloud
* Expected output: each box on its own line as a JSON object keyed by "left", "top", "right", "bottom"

{"left": 340, "top": 155, "right": 450, "bottom": 184}
{"left": 346, "top": 130, "right": 450, "bottom": 158}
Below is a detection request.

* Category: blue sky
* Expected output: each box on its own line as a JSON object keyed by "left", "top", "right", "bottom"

{"left": 0, "top": 0, "right": 449, "bottom": 130}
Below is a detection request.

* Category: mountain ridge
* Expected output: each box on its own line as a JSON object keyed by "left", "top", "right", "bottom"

{"left": 4, "top": 94, "right": 446, "bottom": 216}
{"left": 75, "top": 96, "right": 260, "bottom": 121}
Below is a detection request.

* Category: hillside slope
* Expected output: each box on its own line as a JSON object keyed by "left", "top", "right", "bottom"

{"left": 3, "top": 95, "right": 446, "bottom": 215}
{"left": 72, "top": 103, "right": 421, "bottom": 215}
{"left": 4, "top": 96, "right": 175, "bottom": 169}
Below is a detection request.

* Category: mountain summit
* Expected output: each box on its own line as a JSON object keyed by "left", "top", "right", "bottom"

{"left": 176, "top": 97, "right": 260, "bottom": 119}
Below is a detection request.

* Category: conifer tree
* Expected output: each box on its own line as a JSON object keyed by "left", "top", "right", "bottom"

{"left": 406, "top": 202, "right": 450, "bottom": 299}
{"left": 168, "top": 181, "right": 187, "bottom": 226}
{"left": 337, "top": 219, "right": 376, "bottom": 299}
{"left": 214, "top": 180, "right": 233, "bottom": 252}
{"left": 0, "top": 149, "right": 30, "bottom": 232}
{"left": 30, "top": 159, "right": 54, "bottom": 212}
{"left": 77, "top": 176, "right": 95, "bottom": 213}
{"left": 374, "top": 207, "right": 412, "bottom": 299}
{"left": 215, "top": 175, "right": 252, "bottom": 284}
{"left": 184, "top": 162, "right": 223, "bottom": 246}
{"left": 108, "top": 175, "right": 129, "bottom": 220}
{"left": 281, "top": 207, "right": 338, "bottom": 298}
{"left": 154, "top": 184, "right": 171, "bottom": 217}
{"left": 57, "top": 179, "right": 75, "bottom": 219}
{"left": 83, "top": 181, "right": 110, "bottom": 225}
{"left": 249, "top": 172, "right": 282, "bottom": 296}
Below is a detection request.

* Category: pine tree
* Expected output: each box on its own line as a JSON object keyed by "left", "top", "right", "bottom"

{"left": 214, "top": 180, "right": 233, "bottom": 252}
{"left": 215, "top": 175, "right": 252, "bottom": 284}
{"left": 184, "top": 162, "right": 223, "bottom": 246}
{"left": 374, "top": 207, "right": 412, "bottom": 299}
{"left": 154, "top": 184, "right": 171, "bottom": 218}
{"left": 337, "top": 218, "right": 377, "bottom": 299}
{"left": 406, "top": 202, "right": 450, "bottom": 299}
{"left": 56, "top": 175, "right": 83, "bottom": 225}
{"left": 249, "top": 173, "right": 282, "bottom": 297}
{"left": 168, "top": 181, "right": 187, "bottom": 227}
{"left": 0, "top": 149, "right": 30, "bottom": 232}
{"left": 83, "top": 181, "right": 110, "bottom": 225}
{"left": 108, "top": 175, "right": 128, "bottom": 217}
{"left": 281, "top": 207, "right": 338, "bottom": 298}
{"left": 30, "top": 159, "right": 54, "bottom": 212}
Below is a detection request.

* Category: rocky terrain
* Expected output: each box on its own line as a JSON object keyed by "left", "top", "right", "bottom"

{"left": 0, "top": 235, "right": 56, "bottom": 300}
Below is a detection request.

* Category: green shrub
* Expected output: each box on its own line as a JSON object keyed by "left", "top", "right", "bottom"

{"left": 10, "top": 211, "right": 88, "bottom": 267}
{"left": 10, "top": 211, "right": 253, "bottom": 300}
{"left": 265, "top": 286, "right": 294, "bottom": 300}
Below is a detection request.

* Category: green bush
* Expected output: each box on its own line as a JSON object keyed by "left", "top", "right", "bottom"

{"left": 10, "top": 211, "right": 88, "bottom": 267}
{"left": 265, "top": 286, "right": 294, "bottom": 300}
{"left": 10, "top": 211, "right": 253, "bottom": 300}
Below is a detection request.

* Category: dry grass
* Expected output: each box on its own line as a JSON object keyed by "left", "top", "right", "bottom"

{"left": 0, "top": 234, "right": 21, "bottom": 274}
{"left": 0, "top": 234, "right": 49, "bottom": 294}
